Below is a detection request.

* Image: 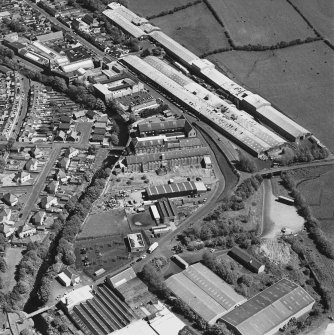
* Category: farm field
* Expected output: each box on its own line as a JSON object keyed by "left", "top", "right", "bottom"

{"left": 207, "top": 0, "right": 316, "bottom": 46}
{"left": 77, "top": 209, "right": 130, "bottom": 239}
{"left": 298, "top": 169, "right": 334, "bottom": 238}
{"left": 128, "top": 0, "right": 193, "bottom": 17}
{"left": 151, "top": 2, "right": 230, "bottom": 55}
{"left": 291, "top": 0, "right": 334, "bottom": 44}
{"left": 208, "top": 41, "right": 334, "bottom": 151}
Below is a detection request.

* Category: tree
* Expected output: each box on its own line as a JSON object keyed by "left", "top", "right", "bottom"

{"left": 0, "top": 258, "right": 7, "bottom": 273}
{"left": 51, "top": 77, "right": 67, "bottom": 92}
{"left": 95, "top": 98, "right": 106, "bottom": 112}
{"left": 0, "top": 157, "right": 5, "bottom": 173}
{"left": 0, "top": 277, "right": 3, "bottom": 289}
{"left": 236, "top": 152, "right": 257, "bottom": 172}
{"left": 110, "top": 133, "right": 119, "bottom": 146}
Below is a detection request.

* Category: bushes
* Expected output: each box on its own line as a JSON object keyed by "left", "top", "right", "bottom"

{"left": 281, "top": 172, "right": 334, "bottom": 260}
{"left": 235, "top": 152, "right": 258, "bottom": 173}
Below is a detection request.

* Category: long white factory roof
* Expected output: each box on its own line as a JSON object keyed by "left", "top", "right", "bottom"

{"left": 104, "top": 3, "right": 309, "bottom": 142}
{"left": 103, "top": 9, "right": 147, "bottom": 39}
{"left": 143, "top": 56, "right": 285, "bottom": 148}
{"left": 149, "top": 31, "right": 199, "bottom": 64}
{"left": 122, "top": 55, "right": 284, "bottom": 155}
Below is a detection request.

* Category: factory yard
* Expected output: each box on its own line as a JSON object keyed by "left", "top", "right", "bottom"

{"left": 207, "top": 0, "right": 316, "bottom": 46}
{"left": 151, "top": 2, "right": 230, "bottom": 55}
{"left": 208, "top": 41, "right": 334, "bottom": 151}
{"left": 262, "top": 178, "right": 304, "bottom": 238}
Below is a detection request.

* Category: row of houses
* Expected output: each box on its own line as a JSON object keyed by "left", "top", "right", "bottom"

{"left": 0, "top": 71, "right": 23, "bottom": 140}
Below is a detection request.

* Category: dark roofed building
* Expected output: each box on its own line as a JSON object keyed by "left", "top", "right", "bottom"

{"left": 58, "top": 123, "right": 70, "bottom": 131}
{"left": 138, "top": 119, "right": 196, "bottom": 138}
{"left": 90, "top": 134, "right": 104, "bottom": 143}
{"left": 157, "top": 198, "right": 178, "bottom": 223}
{"left": 221, "top": 279, "right": 315, "bottom": 335}
{"left": 228, "top": 246, "right": 265, "bottom": 273}
{"left": 93, "top": 128, "right": 106, "bottom": 135}
{"left": 125, "top": 147, "right": 210, "bottom": 172}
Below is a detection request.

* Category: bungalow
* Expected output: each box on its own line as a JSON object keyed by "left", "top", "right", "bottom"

{"left": 18, "top": 223, "right": 36, "bottom": 239}
{"left": 58, "top": 123, "right": 70, "bottom": 131}
{"left": 55, "top": 169, "right": 68, "bottom": 184}
{"left": 30, "top": 146, "right": 43, "bottom": 158}
{"left": 40, "top": 196, "right": 58, "bottom": 209}
{"left": 54, "top": 130, "right": 66, "bottom": 142}
{"left": 32, "top": 211, "right": 46, "bottom": 225}
{"left": 0, "top": 223, "right": 15, "bottom": 238}
{"left": 58, "top": 268, "right": 80, "bottom": 287}
{"left": 46, "top": 180, "right": 59, "bottom": 194}
{"left": 2, "top": 193, "right": 18, "bottom": 206}
{"left": 58, "top": 157, "right": 70, "bottom": 170}
{"left": 60, "top": 115, "right": 71, "bottom": 123}
{"left": 0, "top": 208, "right": 11, "bottom": 223}
{"left": 73, "top": 110, "right": 86, "bottom": 120}
{"left": 25, "top": 158, "right": 38, "bottom": 172}
{"left": 13, "top": 171, "right": 30, "bottom": 183}
{"left": 65, "top": 147, "right": 79, "bottom": 159}
{"left": 67, "top": 130, "right": 80, "bottom": 142}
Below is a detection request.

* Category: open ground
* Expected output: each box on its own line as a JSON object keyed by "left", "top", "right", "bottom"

{"left": 262, "top": 179, "right": 304, "bottom": 238}
{"left": 207, "top": 0, "right": 316, "bottom": 46}
{"left": 128, "top": 0, "right": 198, "bottom": 17}
{"left": 208, "top": 41, "right": 334, "bottom": 151}
{"left": 151, "top": 2, "right": 230, "bottom": 55}
{"left": 0, "top": 247, "right": 24, "bottom": 293}
{"left": 290, "top": 0, "right": 334, "bottom": 44}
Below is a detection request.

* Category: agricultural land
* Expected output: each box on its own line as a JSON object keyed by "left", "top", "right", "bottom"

{"left": 207, "top": 0, "right": 317, "bottom": 46}
{"left": 208, "top": 41, "right": 334, "bottom": 151}
{"left": 151, "top": 2, "right": 230, "bottom": 55}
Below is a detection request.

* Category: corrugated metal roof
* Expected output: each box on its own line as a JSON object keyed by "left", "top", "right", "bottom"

{"left": 221, "top": 279, "right": 315, "bottom": 335}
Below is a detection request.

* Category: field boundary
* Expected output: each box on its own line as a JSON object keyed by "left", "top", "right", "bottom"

{"left": 200, "top": 0, "right": 326, "bottom": 57}
{"left": 286, "top": 0, "right": 334, "bottom": 50}
{"left": 146, "top": 0, "right": 203, "bottom": 19}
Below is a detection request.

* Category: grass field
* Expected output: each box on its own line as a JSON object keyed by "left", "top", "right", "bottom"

{"left": 208, "top": 41, "right": 334, "bottom": 151}
{"left": 78, "top": 209, "right": 130, "bottom": 239}
{"left": 298, "top": 169, "right": 334, "bottom": 237}
{"left": 128, "top": 0, "right": 193, "bottom": 17}
{"left": 0, "top": 247, "right": 23, "bottom": 294}
{"left": 151, "top": 3, "right": 230, "bottom": 55}
{"left": 290, "top": 0, "right": 334, "bottom": 44}
{"left": 207, "top": 0, "right": 316, "bottom": 46}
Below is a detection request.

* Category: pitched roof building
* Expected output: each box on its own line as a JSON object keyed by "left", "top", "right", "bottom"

{"left": 2, "top": 193, "right": 18, "bottom": 206}
{"left": 221, "top": 279, "right": 315, "bottom": 335}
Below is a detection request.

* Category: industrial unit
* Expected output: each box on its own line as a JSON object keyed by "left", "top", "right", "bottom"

{"left": 108, "top": 2, "right": 310, "bottom": 148}
{"left": 221, "top": 279, "right": 315, "bottom": 335}
{"left": 125, "top": 147, "right": 210, "bottom": 173}
{"left": 165, "top": 263, "right": 246, "bottom": 325}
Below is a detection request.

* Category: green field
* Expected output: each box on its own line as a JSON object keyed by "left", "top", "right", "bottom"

{"left": 208, "top": 41, "right": 334, "bottom": 151}
{"left": 151, "top": 2, "right": 230, "bottom": 55}
{"left": 291, "top": 0, "right": 334, "bottom": 44}
{"left": 128, "top": 0, "right": 193, "bottom": 17}
{"left": 207, "top": 0, "right": 316, "bottom": 46}
{"left": 78, "top": 209, "right": 130, "bottom": 239}
{"left": 298, "top": 169, "right": 334, "bottom": 237}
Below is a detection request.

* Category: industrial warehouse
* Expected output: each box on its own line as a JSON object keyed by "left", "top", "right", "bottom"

{"left": 165, "top": 262, "right": 247, "bottom": 325}
{"left": 103, "top": 2, "right": 311, "bottom": 157}
{"left": 221, "top": 279, "right": 315, "bottom": 335}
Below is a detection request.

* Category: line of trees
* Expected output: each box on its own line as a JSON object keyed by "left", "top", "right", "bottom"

{"left": 146, "top": 0, "right": 202, "bottom": 20}
{"left": 281, "top": 172, "right": 334, "bottom": 259}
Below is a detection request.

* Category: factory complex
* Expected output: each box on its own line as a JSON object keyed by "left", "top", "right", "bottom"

{"left": 103, "top": 2, "right": 311, "bottom": 158}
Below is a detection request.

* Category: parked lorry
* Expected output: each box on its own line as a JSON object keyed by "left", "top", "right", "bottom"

{"left": 148, "top": 242, "right": 159, "bottom": 253}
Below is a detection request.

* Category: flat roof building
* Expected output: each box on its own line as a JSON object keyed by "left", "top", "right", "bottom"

{"left": 146, "top": 181, "right": 206, "bottom": 200}
{"left": 127, "top": 233, "right": 145, "bottom": 252}
{"left": 221, "top": 279, "right": 315, "bottom": 335}
{"left": 166, "top": 263, "right": 246, "bottom": 325}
